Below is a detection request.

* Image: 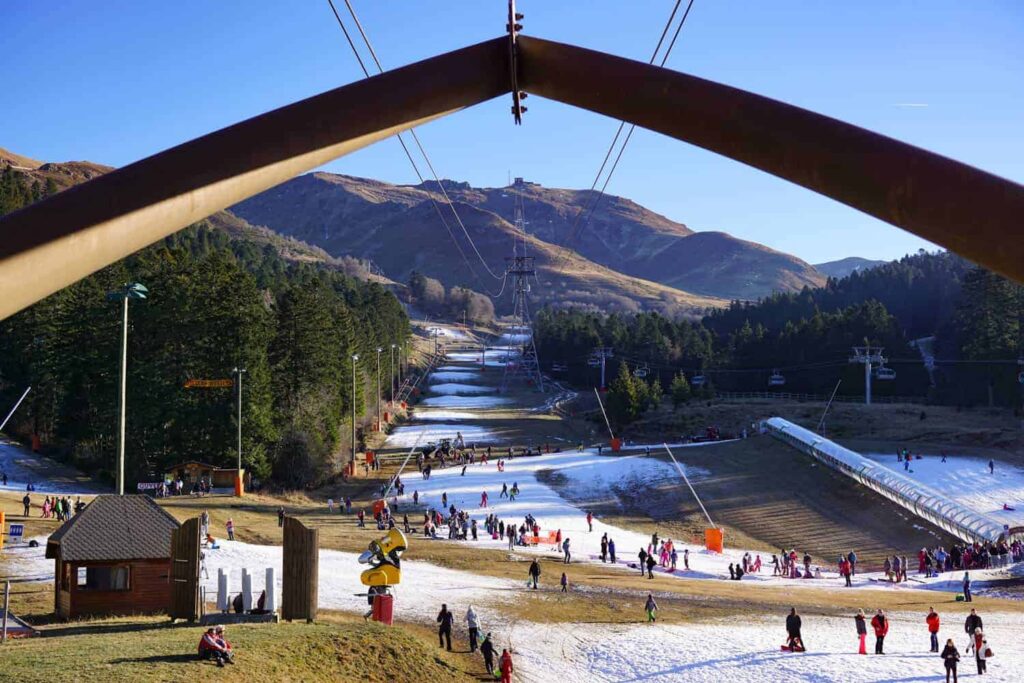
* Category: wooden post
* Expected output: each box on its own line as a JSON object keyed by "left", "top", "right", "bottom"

{"left": 168, "top": 517, "right": 201, "bottom": 622}
{"left": 281, "top": 517, "right": 319, "bottom": 622}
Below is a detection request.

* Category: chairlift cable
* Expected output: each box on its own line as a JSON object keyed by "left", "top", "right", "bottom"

{"left": 325, "top": 0, "right": 482, "bottom": 285}
{"left": 340, "top": 0, "right": 504, "bottom": 282}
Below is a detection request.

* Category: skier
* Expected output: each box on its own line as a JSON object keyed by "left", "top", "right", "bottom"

{"left": 871, "top": 609, "right": 889, "bottom": 655}
{"left": 644, "top": 593, "right": 658, "bottom": 622}
{"left": 528, "top": 559, "right": 541, "bottom": 590}
{"left": 638, "top": 548, "right": 648, "bottom": 576}
{"left": 785, "top": 608, "right": 805, "bottom": 652}
{"left": 465, "top": 605, "right": 479, "bottom": 652}
{"left": 855, "top": 609, "right": 867, "bottom": 655}
{"left": 499, "top": 648, "right": 514, "bottom": 683}
{"left": 562, "top": 537, "right": 572, "bottom": 564}
{"left": 927, "top": 607, "right": 941, "bottom": 653}
{"left": 480, "top": 633, "right": 496, "bottom": 676}
{"left": 436, "top": 604, "right": 453, "bottom": 651}
{"left": 608, "top": 538, "right": 617, "bottom": 564}
{"left": 941, "top": 638, "right": 960, "bottom": 683}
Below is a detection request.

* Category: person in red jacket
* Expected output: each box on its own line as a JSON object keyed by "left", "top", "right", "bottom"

{"left": 499, "top": 648, "right": 514, "bottom": 683}
{"left": 926, "top": 607, "right": 941, "bottom": 652}
{"left": 871, "top": 609, "right": 889, "bottom": 654}
{"left": 586, "top": 511, "right": 594, "bottom": 532}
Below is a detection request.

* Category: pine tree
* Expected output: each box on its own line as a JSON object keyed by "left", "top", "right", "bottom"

{"left": 606, "top": 361, "right": 641, "bottom": 428}
{"left": 670, "top": 372, "right": 691, "bottom": 407}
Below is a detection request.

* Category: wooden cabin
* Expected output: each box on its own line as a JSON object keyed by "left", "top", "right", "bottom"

{"left": 166, "top": 460, "right": 240, "bottom": 488}
{"left": 46, "top": 494, "right": 180, "bottom": 620}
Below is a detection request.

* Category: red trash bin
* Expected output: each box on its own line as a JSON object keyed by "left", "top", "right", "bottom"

{"left": 372, "top": 593, "right": 394, "bottom": 625}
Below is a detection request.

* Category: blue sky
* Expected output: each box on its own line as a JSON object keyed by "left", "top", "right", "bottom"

{"left": 3, "top": 1, "right": 1022, "bottom": 264}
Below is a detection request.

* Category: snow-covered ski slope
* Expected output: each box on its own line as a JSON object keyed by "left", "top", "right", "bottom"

{"left": 867, "top": 452, "right": 1024, "bottom": 529}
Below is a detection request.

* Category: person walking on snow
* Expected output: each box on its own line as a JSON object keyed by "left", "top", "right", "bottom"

{"left": 683, "top": 548, "right": 689, "bottom": 570}
{"left": 941, "top": 638, "right": 961, "bottom": 683}
{"left": 964, "top": 609, "right": 982, "bottom": 648}
{"left": 645, "top": 593, "right": 658, "bottom": 622}
{"left": 638, "top": 548, "right": 648, "bottom": 576}
{"left": 480, "top": 634, "right": 496, "bottom": 676}
{"left": 436, "top": 604, "right": 453, "bottom": 651}
{"left": 480, "top": 491, "right": 488, "bottom": 508}
{"left": 927, "top": 607, "right": 941, "bottom": 653}
{"left": 962, "top": 572, "right": 973, "bottom": 602}
{"left": 871, "top": 609, "right": 889, "bottom": 654}
{"left": 600, "top": 534, "right": 608, "bottom": 563}
{"left": 608, "top": 538, "right": 617, "bottom": 564}
{"left": 562, "top": 538, "right": 571, "bottom": 564}
{"left": 499, "top": 648, "right": 514, "bottom": 683}
{"left": 528, "top": 559, "right": 541, "bottom": 590}
{"left": 509, "top": 483, "right": 519, "bottom": 501}
{"left": 855, "top": 609, "right": 867, "bottom": 654}
{"left": 646, "top": 554, "right": 656, "bottom": 579}
{"left": 586, "top": 511, "right": 593, "bottom": 532}
{"left": 989, "top": 459, "right": 994, "bottom": 474}
{"left": 465, "top": 605, "right": 479, "bottom": 653}
{"left": 500, "top": 483, "right": 508, "bottom": 498}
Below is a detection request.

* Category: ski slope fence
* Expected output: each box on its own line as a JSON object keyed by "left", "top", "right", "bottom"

{"left": 763, "top": 417, "right": 1010, "bottom": 544}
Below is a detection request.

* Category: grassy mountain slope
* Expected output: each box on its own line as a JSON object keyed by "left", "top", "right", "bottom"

{"left": 232, "top": 173, "right": 824, "bottom": 303}
{"left": 814, "top": 256, "right": 889, "bottom": 279}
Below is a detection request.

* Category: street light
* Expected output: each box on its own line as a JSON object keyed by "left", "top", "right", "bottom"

{"left": 232, "top": 366, "right": 246, "bottom": 495}
{"left": 106, "top": 282, "right": 147, "bottom": 495}
{"left": 375, "top": 347, "right": 383, "bottom": 432}
{"left": 351, "top": 353, "right": 359, "bottom": 468}
{"left": 389, "top": 344, "right": 397, "bottom": 405}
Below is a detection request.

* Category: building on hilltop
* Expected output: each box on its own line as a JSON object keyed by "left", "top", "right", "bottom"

{"left": 46, "top": 494, "right": 180, "bottom": 619}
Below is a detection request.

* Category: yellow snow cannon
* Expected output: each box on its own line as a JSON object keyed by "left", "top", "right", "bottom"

{"left": 359, "top": 528, "right": 408, "bottom": 588}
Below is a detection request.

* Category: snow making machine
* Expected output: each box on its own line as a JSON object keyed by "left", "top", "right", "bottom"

{"left": 358, "top": 528, "right": 408, "bottom": 625}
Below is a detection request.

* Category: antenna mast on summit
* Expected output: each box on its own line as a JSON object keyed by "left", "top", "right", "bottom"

{"left": 501, "top": 177, "right": 545, "bottom": 392}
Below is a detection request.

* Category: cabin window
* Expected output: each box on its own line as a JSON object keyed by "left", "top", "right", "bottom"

{"left": 76, "top": 565, "right": 131, "bottom": 591}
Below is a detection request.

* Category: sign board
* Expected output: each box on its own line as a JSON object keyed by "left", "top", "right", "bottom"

{"left": 9, "top": 524, "right": 24, "bottom": 539}
{"left": 184, "top": 379, "right": 234, "bottom": 389}
{"left": 136, "top": 482, "right": 164, "bottom": 491}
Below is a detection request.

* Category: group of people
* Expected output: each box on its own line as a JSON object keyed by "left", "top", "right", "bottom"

{"left": 435, "top": 604, "right": 514, "bottom": 682}
{"left": 37, "top": 494, "right": 83, "bottom": 521}
{"left": 636, "top": 533, "right": 683, "bottom": 578}
{"left": 785, "top": 606, "right": 996, "bottom": 680}
{"left": 773, "top": 548, "right": 820, "bottom": 579}
{"left": 197, "top": 625, "right": 235, "bottom": 667}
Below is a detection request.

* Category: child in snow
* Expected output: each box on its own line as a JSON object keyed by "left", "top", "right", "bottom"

{"left": 645, "top": 594, "right": 658, "bottom": 622}
{"left": 941, "top": 638, "right": 960, "bottom": 683}
{"left": 683, "top": 548, "right": 689, "bottom": 570}
{"left": 855, "top": 609, "right": 867, "bottom": 654}
{"left": 609, "top": 538, "right": 617, "bottom": 564}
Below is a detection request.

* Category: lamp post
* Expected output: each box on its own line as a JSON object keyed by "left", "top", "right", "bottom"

{"left": 106, "top": 282, "right": 147, "bottom": 495}
{"left": 232, "top": 367, "right": 246, "bottom": 494}
{"left": 389, "top": 344, "right": 396, "bottom": 405}
{"left": 375, "top": 347, "right": 383, "bottom": 431}
{"left": 351, "top": 353, "right": 359, "bottom": 468}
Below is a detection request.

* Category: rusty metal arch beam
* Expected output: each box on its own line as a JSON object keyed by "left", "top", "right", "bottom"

{"left": 516, "top": 37, "right": 1024, "bottom": 281}
{"left": 3, "top": 35, "right": 1023, "bottom": 321}
{"left": 0, "top": 37, "right": 511, "bottom": 320}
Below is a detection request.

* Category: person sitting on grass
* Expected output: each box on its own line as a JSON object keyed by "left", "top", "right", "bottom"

{"left": 198, "top": 627, "right": 234, "bottom": 667}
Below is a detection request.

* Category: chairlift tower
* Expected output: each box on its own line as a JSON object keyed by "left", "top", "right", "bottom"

{"left": 849, "top": 345, "right": 885, "bottom": 405}
{"left": 501, "top": 185, "right": 545, "bottom": 392}
{"left": 590, "top": 346, "right": 614, "bottom": 390}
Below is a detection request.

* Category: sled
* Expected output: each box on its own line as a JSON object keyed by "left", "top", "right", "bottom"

{"left": 780, "top": 644, "right": 805, "bottom": 653}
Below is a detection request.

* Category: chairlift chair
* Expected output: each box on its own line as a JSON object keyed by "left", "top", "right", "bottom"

{"left": 587, "top": 357, "right": 601, "bottom": 367}
{"left": 875, "top": 366, "right": 896, "bottom": 381}
{"left": 633, "top": 363, "right": 649, "bottom": 379}
{"left": 768, "top": 369, "right": 786, "bottom": 387}
{"left": 691, "top": 374, "right": 706, "bottom": 387}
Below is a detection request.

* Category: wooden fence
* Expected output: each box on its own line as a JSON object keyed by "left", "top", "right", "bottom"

{"left": 281, "top": 516, "right": 319, "bottom": 622}
{"left": 169, "top": 517, "right": 201, "bottom": 622}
